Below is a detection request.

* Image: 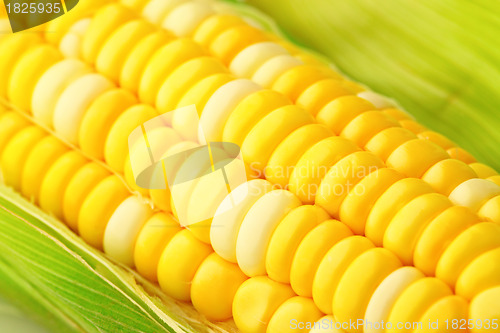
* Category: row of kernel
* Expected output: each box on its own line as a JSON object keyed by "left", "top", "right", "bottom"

{"left": 4, "top": 6, "right": 500, "bottom": 302}
{"left": 38, "top": 0, "right": 500, "bottom": 210}
{"left": 121, "top": 0, "right": 499, "bottom": 187}
{"left": 0, "top": 107, "right": 326, "bottom": 332}
{"left": 4, "top": 7, "right": 500, "bottom": 330}
{"left": 22, "top": 3, "right": 500, "bottom": 308}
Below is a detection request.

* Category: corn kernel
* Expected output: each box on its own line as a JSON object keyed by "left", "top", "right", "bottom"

{"left": 96, "top": 20, "right": 156, "bottom": 82}
{"left": 134, "top": 213, "right": 181, "bottom": 282}
{"left": 436, "top": 222, "right": 500, "bottom": 287}
{"left": 21, "top": 136, "right": 68, "bottom": 203}
{"left": 78, "top": 175, "right": 129, "bottom": 250}
{"left": 242, "top": 105, "right": 314, "bottom": 172}
{"left": 413, "top": 206, "right": 478, "bottom": 276}
{"left": 421, "top": 159, "right": 478, "bottom": 196}
{"left": 211, "top": 179, "right": 274, "bottom": 263}
{"left": 418, "top": 296, "right": 468, "bottom": 333}
{"left": 81, "top": 4, "right": 135, "bottom": 64}
{"left": 316, "top": 151, "right": 385, "bottom": 217}
{"left": 384, "top": 193, "right": 453, "bottom": 265}
{"left": 223, "top": 89, "right": 291, "bottom": 147}
{"left": 365, "top": 178, "right": 434, "bottom": 246}
{"left": 1, "top": 126, "right": 46, "bottom": 190}
{"left": 316, "top": 96, "right": 375, "bottom": 135}
{"left": 230, "top": 41, "right": 288, "bottom": 78}
{"left": 79, "top": 89, "right": 137, "bottom": 160}
{"left": 157, "top": 229, "right": 213, "bottom": 301}
{"left": 449, "top": 178, "right": 500, "bottom": 212}
{"left": 31, "top": 59, "right": 92, "bottom": 127}
{"left": 232, "top": 276, "right": 295, "bottom": 333}
{"left": 288, "top": 136, "right": 359, "bottom": 204}
{"left": 386, "top": 278, "right": 452, "bottom": 333}
{"left": 103, "top": 196, "right": 153, "bottom": 266}
{"left": 339, "top": 168, "right": 404, "bottom": 235}
{"left": 53, "top": 73, "right": 114, "bottom": 144}
{"left": 291, "top": 220, "right": 352, "bottom": 297}
{"left": 39, "top": 151, "right": 87, "bottom": 220}
{"left": 334, "top": 248, "right": 402, "bottom": 333}
{"left": 236, "top": 189, "right": 301, "bottom": 276}
{"left": 469, "top": 286, "right": 500, "bottom": 333}
{"left": 386, "top": 139, "right": 449, "bottom": 178}
{"left": 191, "top": 253, "right": 248, "bottom": 321}
{"left": 364, "top": 267, "right": 424, "bottom": 333}
{"left": 456, "top": 247, "right": 500, "bottom": 300}
{"left": 267, "top": 296, "right": 323, "bottom": 333}
{"left": 313, "top": 236, "right": 374, "bottom": 314}
{"left": 8, "top": 44, "right": 62, "bottom": 111}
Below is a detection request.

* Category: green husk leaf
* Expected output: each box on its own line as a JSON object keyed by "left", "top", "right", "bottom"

{"left": 0, "top": 185, "right": 236, "bottom": 333}
{"left": 243, "top": 0, "right": 500, "bottom": 171}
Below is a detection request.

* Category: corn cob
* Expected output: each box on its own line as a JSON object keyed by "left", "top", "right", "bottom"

{"left": 1, "top": 0, "right": 500, "bottom": 332}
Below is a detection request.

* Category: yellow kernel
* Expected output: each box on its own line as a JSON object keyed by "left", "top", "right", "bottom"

{"left": 365, "top": 127, "right": 417, "bottom": 162}
{"left": 288, "top": 136, "right": 359, "bottom": 204}
{"left": 156, "top": 56, "right": 228, "bottom": 114}
{"left": 364, "top": 267, "right": 425, "bottom": 333}
{"left": 78, "top": 175, "right": 129, "bottom": 250}
{"left": 340, "top": 168, "right": 404, "bottom": 235}
{"left": 104, "top": 104, "right": 157, "bottom": 172}
{"left": 139, "top": 38, "right": 204, "bottom": 105}
{"left": 191, "top": 253, "right": 248, "bottom": 321}
{"left": 157, "top": 229, "right": 213, "bottom": 301}
{"left": 1, "top": 126, "right": 46, "bottom": 190}
{"left": 266, "top": 205, "right": 329, "bottom": 283}
{"left": 291, "top": 220, "right": 353, "bottom": 297}
{"left": 384, "top": 193, "right": 453, "bottom": 265}
{"left": 414, "top": 206, "right": 478, "bottom": 276}
{"left": 103, "top": 196, "right": 153, "bottom": 267}
{"left": 334, "top": 248, "right": 402, "bottom": 333}
{"left": 421, "top": 159, "right": 478, "bottom": 196}
{"left": 313, "top": 236, "right": 374, "bottom": 314}
{"left": 365, "top": 178, "right": 434, "bottom": 246}
{"left": 21, "top": 136, "right": 68, "bottom": 203}
{"left": 316, "top": 151, "right": 385, "bottom": 218}
{"left": 232, "top": 276, "right": 295, "bottom": 333}
{"left": 120, "top": 30, "right": 173, "bottom": 92}
{"left": 469, "top": 286, "right": 500, "bottom": 333}
{"left": 242, "top": 105, "right": 315, "bottom": 173}
{"left": 296, "top": 79, "right": 352, "bottom": 116}
{"left": 8, "top": 44, "right": 62, "bottom": 112}
{"left": 81, "top": 3, "right": 135, "bottom": 65}
{"left": 266, "top": 124, "right": 332, "bottom": 188}
{"left": 79, "top": 89, "right": 137, "bottom": 160}
{"left": 386, "top": 278, "right": 452, "bottom": 333}
{"left": 341, "top": 111, "right": 401, "bottom": 147}
{"left": 267, "top": 296, "right": 323, "bottom": 333}
{"left": 209, "top": 24, "right": 267, "bottom": 65}
{"left": 469, "top": 162, "right": 498, "bottom": 178}
{"left": 316, "top": 95, "right": 375, "bottom": 135}
{"left": 223, "top": 89, "right": 291, "bottom": 147}
{"left": 39, "top": 151, "right": 88, "bottom": 220}
{"left": 236, "top": 189, "right": 301, "bottom": 276}
{"left": 387, "top": 139, "right": 449, "bottom": 178}
{"left": 134, "top": 213, "right": 181, "bottom": 282}
{"left": 272, "top": 65, "right": 335, "bottom": 102}
{"left": 96, "top": 20, "right": 156, "bottom": 83}
{"left": 436, "top": 222, "right": 500, "bottom": 288}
